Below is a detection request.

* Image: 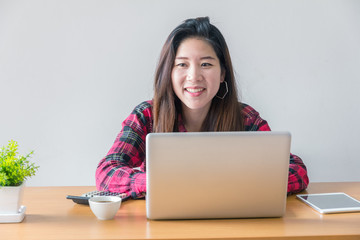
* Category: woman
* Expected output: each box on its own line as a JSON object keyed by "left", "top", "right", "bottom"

{"left": 96, "top": 17, "right": 309, "bottom": 199}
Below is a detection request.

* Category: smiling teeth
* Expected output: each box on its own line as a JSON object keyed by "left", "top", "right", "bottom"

{"left": 186, "top": 88, "right": 204, "bottom": 93}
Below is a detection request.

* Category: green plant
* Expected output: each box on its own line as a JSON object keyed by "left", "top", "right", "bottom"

{"left": 0, "top": 140, "right": 39, "bottom": 186}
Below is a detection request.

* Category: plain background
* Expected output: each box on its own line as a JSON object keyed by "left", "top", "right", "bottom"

{"left": 1, "top": 0, "right": 359, "bottom": 187}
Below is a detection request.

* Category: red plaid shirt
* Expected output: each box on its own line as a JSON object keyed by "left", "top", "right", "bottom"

{"left": 96, "top": 101, "right": 309, "bottom": 198}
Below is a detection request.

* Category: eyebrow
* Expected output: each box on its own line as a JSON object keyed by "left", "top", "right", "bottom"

{"left": 175, "top": 56, "right": 216, "bottom": 60}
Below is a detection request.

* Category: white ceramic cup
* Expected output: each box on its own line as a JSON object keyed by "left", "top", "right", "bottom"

{"left": 89, "top": 196, "right": 122, "bottom": 220}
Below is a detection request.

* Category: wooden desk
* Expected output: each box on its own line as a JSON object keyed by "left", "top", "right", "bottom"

{"left": 1, "top": 182, "right": 360, "bottom": 240}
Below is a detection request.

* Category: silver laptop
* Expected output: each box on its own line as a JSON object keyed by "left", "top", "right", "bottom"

{"left": 146, "top": 131, "right": 290, "bottom": 220}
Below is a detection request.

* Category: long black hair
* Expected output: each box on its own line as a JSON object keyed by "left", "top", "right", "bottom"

{"left": 153, "top": 17, "right": 244, "bottom": 132}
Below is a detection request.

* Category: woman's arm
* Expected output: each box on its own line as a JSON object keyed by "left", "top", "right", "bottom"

{"left": 95, "top": 101, "right": 152, "bottom": 199}
{"left": 288, "top": 153, "right": 309, "bottom": 194}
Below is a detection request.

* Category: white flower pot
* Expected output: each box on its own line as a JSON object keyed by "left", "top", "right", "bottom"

{"left": 0, "top": 183, "right": 24, "bottom": 214}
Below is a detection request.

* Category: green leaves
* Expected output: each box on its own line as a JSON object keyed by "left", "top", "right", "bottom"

{"left": 0, "top": 140, "right": 39, "bottom": 186}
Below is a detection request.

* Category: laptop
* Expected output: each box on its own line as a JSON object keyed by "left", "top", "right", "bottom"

{"left": 145, "top": 131, "right": 290, "bottom": 220}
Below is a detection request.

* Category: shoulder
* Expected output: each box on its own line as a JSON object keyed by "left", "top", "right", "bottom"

{"left": 126, "top": 100, "right": 153, "bottom": 129}
{"left": 240, "top": 103, "right": 260, "bottom": 119}
{"left": 132, "top": 100, "right": 153, "bottom": 114}
{"left": 240, "top": 103, "right": 271, "bottom": 131}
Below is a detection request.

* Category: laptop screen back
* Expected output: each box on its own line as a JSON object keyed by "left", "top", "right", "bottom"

{"left": 146, "top": 131, "right": 290, "bottom": 220}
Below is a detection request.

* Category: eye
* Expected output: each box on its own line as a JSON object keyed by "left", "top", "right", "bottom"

{"left": 175, "top": 63, "right": 187, "bottom": 68}
{"left": 201, "top": 62, "right": 213, "bottom": 67}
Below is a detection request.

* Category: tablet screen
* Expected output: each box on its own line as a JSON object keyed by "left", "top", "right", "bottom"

{"left": 297, "top": 193, "right": 360, "bottom": 213}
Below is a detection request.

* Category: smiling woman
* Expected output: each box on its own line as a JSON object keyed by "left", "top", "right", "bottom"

{"left": 153, "top": 17, "right": 243, "bottom": 133}
{"left": 95, "top": 17, "right": 309, "bottom": 199}
{"left": 171, "top": 38, "right": 225, "bottom": 132}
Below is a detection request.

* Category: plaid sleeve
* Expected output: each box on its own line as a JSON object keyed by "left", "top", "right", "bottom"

{"left": 242, "top": 104, "right": 271, "bottom": 131}
{"left": 242, "top": 103, "right": 309, "bottom": 194}
{"left": 288, "top": 153, "right": 309, "bottom": 194}
{"left": 95, "top": 101, "right": 152, "bottom": 199}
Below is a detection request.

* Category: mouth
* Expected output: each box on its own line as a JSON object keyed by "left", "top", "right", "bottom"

{"left": 185, "top": 88, "right": 205, "bottom": 93}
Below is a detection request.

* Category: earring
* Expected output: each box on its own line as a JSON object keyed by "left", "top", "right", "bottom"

{"left": 216, "top": 81, "right": 228, "bottom": 99}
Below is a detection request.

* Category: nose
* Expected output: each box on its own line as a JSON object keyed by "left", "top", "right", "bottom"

{"left": 186, "top": 65, "right": 202, "bottom": 82}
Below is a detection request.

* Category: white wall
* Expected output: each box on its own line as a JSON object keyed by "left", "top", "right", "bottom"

{"left": 1, "top": 0, "right": 359, "bottom": 186}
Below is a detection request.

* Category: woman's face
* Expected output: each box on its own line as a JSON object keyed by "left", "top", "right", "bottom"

{"left": 171, "top": 38, "right": 224, "bottom": 115}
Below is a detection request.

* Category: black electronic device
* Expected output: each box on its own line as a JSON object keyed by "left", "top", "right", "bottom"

{"left": 66, "top": 190, "right": 128, "bottom": 205}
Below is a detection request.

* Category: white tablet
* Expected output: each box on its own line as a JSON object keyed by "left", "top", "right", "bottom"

{"left": 297, "top": 192, "right": 360, "bottom": 214}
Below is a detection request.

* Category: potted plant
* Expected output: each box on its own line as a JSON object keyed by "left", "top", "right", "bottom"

{"left": 0, "top": 140, "right": 39, "bottom": 214}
